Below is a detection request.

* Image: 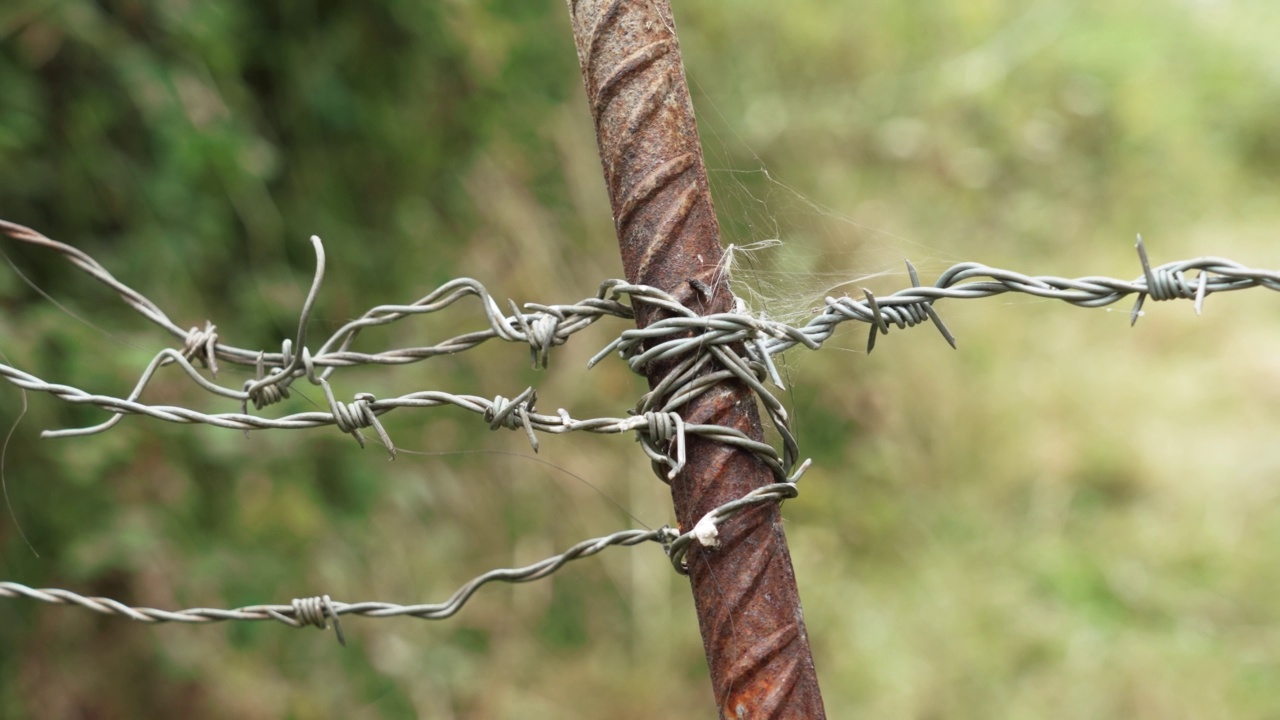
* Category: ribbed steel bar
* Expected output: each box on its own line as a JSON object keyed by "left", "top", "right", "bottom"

{"left": 562, "top": 1, "right": 827, "bottom": 716}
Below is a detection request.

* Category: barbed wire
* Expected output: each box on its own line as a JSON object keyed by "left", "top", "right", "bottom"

{"left": 3, "top": 218, "right": 1279, "bottom": 642}
{"left": 0, "top": 526, "right": 677, "bottom": 646}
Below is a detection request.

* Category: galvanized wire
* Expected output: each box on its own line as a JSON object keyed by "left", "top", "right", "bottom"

{"left": 4, "top": 219, "right": 1280, "bottom": 638}
{"left": 0, "top": 220, "right": 634, "bottom": 401}
{"left": 0, "top": 526, "right": 676, "bottom": 644}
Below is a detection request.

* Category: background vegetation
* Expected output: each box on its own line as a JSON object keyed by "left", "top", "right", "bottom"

{"left": 3, "top": 1, "right": 1280, "bottom": 717}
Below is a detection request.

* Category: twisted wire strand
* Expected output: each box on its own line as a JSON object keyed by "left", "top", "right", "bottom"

{"left": 0, "top": 361, "right": 641, "bottom": 450}
{"left": 8, "top": 220, "right": 1278, "bottom": 432}
{"left": 9, "top": 220, "right": 1278, "bottom": 386}
{"left": 0, "top": 220, "right": 635, "bottom": 403}
{"left": 0, "top": 227, "right": 802, "bottom": 480}
{"left": 597, "top": 239, "right": 1280, "bottom": 366}
{"left": 0, "top": 527, "right": 676, "bottom": 641}
{"left": 0, "top": 219, "right": 186, "bottom": 337}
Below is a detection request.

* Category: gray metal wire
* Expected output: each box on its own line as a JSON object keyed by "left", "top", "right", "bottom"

{"left": 0, "top": 220, "right": 633, "bottom": 408}
{"left": 6, "top": 221, "right": 1276, "bottom": 451}
{"left": 0, "top": 526, "right": 676, "bottom": 644}
{"left": 4, "top": 218, "right": 1280, "bottom": 640}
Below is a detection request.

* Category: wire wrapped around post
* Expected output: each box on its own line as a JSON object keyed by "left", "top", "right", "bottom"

{"left": 562, "top": 1, "right": 828, "bottom": 717}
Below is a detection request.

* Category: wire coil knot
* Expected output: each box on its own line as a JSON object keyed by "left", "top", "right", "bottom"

{"left": 520, "top": 308, "right": 566, "bottom": 369}
{"left": 243, "top": 349, "right": 293, "bottom": 411}
{"left": 1131, "top": 235, "right": 1210, "bottom": 324}
{"left": 485, "top": 386, "right": 540, "bottom": 451}
{"left": 245, "top": 379, "right": 288, "bottom": 409}
{"left": 243, "top": 365, "right": 291, "bottom": 410}
{"left": 331, "top": 393, "right": 377, "bottom": 434}
{"left": 288, "top": 595, "right": 345, "bottom": 646}
{"left": 319, "top": 380, "right": 395, "bottom": 458}
{"left": 635, "top": 411, "right": 686, "bottom": 480}
{"left": 831, "top": 262, "right": 956, "bottom": 352}
{"left": 1144, "top": 266, "right": 1197, "bottom": 302}
{"left": 181, "top": 321, "right": 219, "bottom": 376}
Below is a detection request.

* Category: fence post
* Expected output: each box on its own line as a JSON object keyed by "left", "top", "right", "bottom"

{"left": 562, "top": 2, "right": 827, "bottom": 716}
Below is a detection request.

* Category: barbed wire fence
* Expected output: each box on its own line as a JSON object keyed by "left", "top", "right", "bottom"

{"left": 3, "top": 216, "right": 1280, "bottom": 644}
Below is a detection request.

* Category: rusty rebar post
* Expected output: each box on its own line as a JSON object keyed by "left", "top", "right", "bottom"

{"left": 563, "top": 1, "right": 826, "bottom": 717}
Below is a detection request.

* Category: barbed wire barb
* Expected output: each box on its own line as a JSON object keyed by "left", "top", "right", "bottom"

{"left": 906, "top": 259, "right": 957, "bottom": 348}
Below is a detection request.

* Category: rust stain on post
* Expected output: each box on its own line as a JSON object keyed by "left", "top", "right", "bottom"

{"left": 563, "top": 1, "right": 827, "bottom": 717}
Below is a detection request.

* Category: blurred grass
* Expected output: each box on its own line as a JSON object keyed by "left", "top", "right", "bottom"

{"left": 3, "top": 1, "right": 1280, "bottom": 718}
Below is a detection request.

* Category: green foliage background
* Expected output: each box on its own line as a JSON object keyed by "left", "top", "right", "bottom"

{"left": 3, "top": 1, "right": 1280, "bottom": 717}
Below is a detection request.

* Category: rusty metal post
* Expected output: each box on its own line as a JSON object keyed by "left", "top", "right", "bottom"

{"left": 562, "top": 2, "right": 826, "bottom": 717}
